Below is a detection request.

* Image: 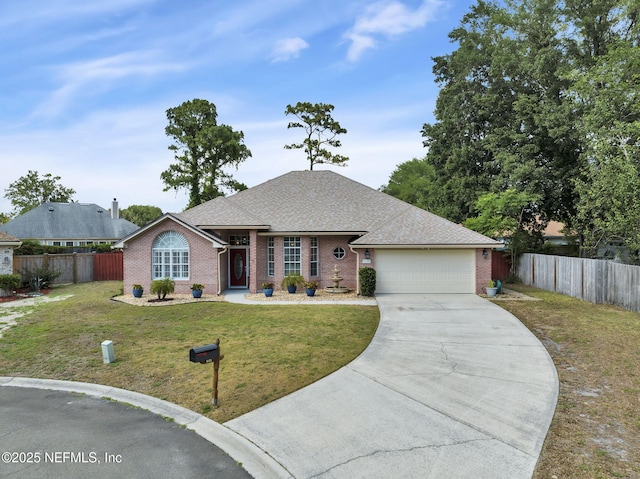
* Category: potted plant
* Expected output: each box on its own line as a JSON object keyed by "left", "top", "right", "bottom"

{"left": 262, "top": 282, "right": 274, "bottom": 297}
{"left": 304, "top": 280, "right": 318, "bottom": 297}
{"left": 486, "top": 280, "right": 498, "bottom": 298}
{"left": 132, "top": 284, "right": 144, "bottom": 298}
{"left": 281, "top": 273, "right": 303, "bottom": 294}
{"left": 190, "top": 283, "right": 205, "bottom": 298}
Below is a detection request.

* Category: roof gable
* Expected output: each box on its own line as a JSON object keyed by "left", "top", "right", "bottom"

{"left": 113, "top": 213, "right": 226, "bottom": 248}
{"left": 0, "top": 231, "right": 21, "bottom": 246}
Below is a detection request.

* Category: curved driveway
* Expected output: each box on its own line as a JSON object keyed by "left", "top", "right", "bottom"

{"left": 226, "top": 294, "right": 558, "bottom": 479}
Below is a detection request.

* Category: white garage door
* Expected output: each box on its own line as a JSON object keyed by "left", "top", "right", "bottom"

{"left": 375, "top": 249, "right": 475, "bottom": 294}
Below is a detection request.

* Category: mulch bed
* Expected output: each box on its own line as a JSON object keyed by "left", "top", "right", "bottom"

{"left": 0, "top": 288, "right": 51, "bottom": 303}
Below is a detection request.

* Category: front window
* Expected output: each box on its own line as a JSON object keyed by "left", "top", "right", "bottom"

{"left": 267, "top": 237, "right": 275, "bottom": 276}
{"left": 283, "top": 236, "right": 301, "bottom": 275}
{"left": 152, "top": 231, "right": 189, "bottom": 279}
{"left": 333, "top": 247, "right": 345, "bottom": 260}
{"left": 310, "top": 236, "right": 318, "bottom": 276}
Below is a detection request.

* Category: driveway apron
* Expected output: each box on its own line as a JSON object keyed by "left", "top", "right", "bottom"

{"left": 226, "top": 294, "right": 558, "bottom": 479}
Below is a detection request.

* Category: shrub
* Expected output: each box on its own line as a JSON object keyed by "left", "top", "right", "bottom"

{"left": 0, "top": 274, "right": 21, "bottom": 293}
{"left": 190, "top": 283, "right": 205, "bottom": 291}
{"left": 150, "top": 278, "right": 175, "bottom": 299}
{"left": 19, "top": 264, "right": 62, "bottom": 291}
{"left": 281, "top": 273, "right": 304, "bottom": 289}
{"left": 359, "top": 267, "right": 376, "bottom": 297}
{"left": 261, "top": 282, "right": 274, "bottom": 289}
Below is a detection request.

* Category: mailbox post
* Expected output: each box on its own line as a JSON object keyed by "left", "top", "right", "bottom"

{"left": 189, "top": 338, "right": 224, "bottom": 405}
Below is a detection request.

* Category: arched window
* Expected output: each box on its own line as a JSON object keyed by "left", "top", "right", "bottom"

{"left": 152, "top": 231, "right": 189, "bottom": 279}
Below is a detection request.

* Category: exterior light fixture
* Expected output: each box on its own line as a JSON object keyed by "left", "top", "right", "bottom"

{"left": 364, "top": 249, "right": 370, "bottom": 260}
{"left": 482, "top": 248, "right": 488, "bottom": 259}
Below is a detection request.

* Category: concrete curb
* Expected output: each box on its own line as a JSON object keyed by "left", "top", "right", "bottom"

{"left": 0, "top": 376, "right": 292, "bottom": 479}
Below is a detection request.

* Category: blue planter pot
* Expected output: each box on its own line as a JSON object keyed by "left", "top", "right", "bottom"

{"left": 287, "top": 285, "right": 297, "bottom": 294}
{"left": 306, "top": 288, "right": 316, "bottom": 297}
{"left": 132, "top": 289, "right": 143, "bottom": 298}
{"left": 192, "top": 290, "right": 203, "bottom": 298}
{"left": 264, "top": 288, "right": 274, "bottom": 297}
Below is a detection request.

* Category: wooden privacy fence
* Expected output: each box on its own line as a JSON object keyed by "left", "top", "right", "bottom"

{"left": 518, "top": 253, "right": 640, "bottom": 313}
{"left": 13, "top": 252, "right": 123, "bottom": 284}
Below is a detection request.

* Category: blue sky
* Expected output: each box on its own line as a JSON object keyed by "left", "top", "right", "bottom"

{"left": 0, "top": 0, "right": 475, "bottom": 215}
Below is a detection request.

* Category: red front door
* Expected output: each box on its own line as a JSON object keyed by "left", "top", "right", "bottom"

{"left": 229, "top": 249, "right": 247, "bottom": 287}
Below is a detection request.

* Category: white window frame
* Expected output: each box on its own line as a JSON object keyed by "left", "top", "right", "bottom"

{"left": 283, "top": 236, "right": 301, "bottom": 275}
{"left": 152, "top": 231, "right": 189, "bottom": 280}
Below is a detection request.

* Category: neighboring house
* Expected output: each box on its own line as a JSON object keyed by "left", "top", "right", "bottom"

{"left": 0, "top": 231, "right": 22, "bottom": 275}
{"left": 0, "top": 199, "right": 138, "bottom": 247}
{"left": 115, "top": 171, "right": 501, "bottom": 295}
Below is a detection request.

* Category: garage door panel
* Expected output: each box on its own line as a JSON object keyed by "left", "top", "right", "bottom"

{"left": 376, "top": 250, "right": 475, "bottom": 294}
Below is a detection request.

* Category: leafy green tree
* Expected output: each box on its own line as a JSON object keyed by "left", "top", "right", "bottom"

{"left": 419, "top": 0, "right": 583, "bottom": 225}
{"left": 161, "top": 99, "right": 251, "bottom": 209}
{"left": 569, "top": 2, "right": 640, "bottom": 258}
{"left": 120, "top": 205, "right": 163, "bottom": 227}
{"left": 464, "top": 189, "right": 542, "bottom": 271}
{"left": 381, "top": 158, "right": 440, "bottom": 212}
{"left": 284, "top": 102, "right": 348, "bottom": 170}
{"left": 4, "top": 170, "right": 76, "bottom": 216}
{"left": 0, "top": 212, "right": 10, "bottom": 224}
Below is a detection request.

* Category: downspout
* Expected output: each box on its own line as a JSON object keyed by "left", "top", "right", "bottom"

{"left": 348, "top": 245, "right": 361, "bottom": 295}
{"left": 217, "top": 246, "right": 228, "bottom": 295}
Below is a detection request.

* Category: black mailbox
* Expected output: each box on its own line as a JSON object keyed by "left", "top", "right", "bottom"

{"left": 189, "top": 344, "right": 219, "bottom": 364}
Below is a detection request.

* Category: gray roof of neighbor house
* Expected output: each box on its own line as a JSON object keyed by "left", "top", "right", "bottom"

{"left": 178, "top": 170, "right": 500, "bottom": 247}
{"left": 0, "top": 202, "right": 139, "bottom": 242}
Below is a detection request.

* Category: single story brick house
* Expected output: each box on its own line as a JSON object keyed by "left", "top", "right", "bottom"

{"left": 114, "top": 171, "right": 500, "bottom": 295}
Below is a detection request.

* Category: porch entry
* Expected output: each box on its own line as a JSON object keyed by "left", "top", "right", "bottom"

{"left": 229, "top": 248, "right": 248, "bottom": 288}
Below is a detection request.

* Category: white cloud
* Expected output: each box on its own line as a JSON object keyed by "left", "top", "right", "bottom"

{"left": 271, "top": 37, "right": 310, "bottom": 63}
{"left": 30, "top": 52, "right": 188, "bottom": 119}
{"left": 345, "top": 0, "right": 442, "bottom": 62}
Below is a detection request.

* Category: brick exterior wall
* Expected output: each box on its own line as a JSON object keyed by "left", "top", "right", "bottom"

{"left": 252, "top": 234, "right": 359, "bottom": 293}
{"left": 475, "top": 248, "right": 492, "bottom": 294}
{"left": 123, "top": 220, "right": 219, "bottom": 295}
{"left": 124, "top": 219, "right": 491, "bottom": 296}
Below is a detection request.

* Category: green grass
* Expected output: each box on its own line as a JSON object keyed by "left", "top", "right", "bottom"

{"left": 0, "top": 282, "right": 379, "bottom": 423}
{"left": 496, "top": 284, "right": 640, "bottom": 479}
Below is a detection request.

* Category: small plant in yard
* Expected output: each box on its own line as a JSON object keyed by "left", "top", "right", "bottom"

{"left": 132, "top": 284, "right": 143, "bottom": 290}
{"left": 281, "top": 273, "right": 304, "bottom": 292}
{"left": 359, "top": 267, "right": 376, "bottom": 297}
{"left": 304, "top": 281, "right": 318, "bottom": 290}
{"left": 261, "top": 282, "right": 274, "bottom": 290}
{"left": 150, "top": 278, "right": 175, "bottom": 300}
{"left": 487, "top": 279, "right": 496, "bottom": 288}
{"left": 0, "top": 274, "right": 21, "bottom": 295}
{"left": 190, "top": 284, "right": 205, "bottom": 291}
{"left": 19, "top": 264, "right": 61, "bottom": 291}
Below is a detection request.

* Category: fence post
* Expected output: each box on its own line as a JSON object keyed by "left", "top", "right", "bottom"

{"left": 73, "top": 252, "right": 78, "bottom": 284}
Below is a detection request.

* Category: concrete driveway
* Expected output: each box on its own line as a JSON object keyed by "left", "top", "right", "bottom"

{"left": 226, "top": 294, "right": 558, "bottom": 479}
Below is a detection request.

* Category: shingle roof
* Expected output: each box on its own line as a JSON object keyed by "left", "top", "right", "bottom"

{"left": 0, "top": 202, "right": 139, "bottom": 241}
{"left": 0, "top": 231, "right": 21, "bottom": 246}
{"left": 177, "top": 170, "right": 499, "bottom": 247}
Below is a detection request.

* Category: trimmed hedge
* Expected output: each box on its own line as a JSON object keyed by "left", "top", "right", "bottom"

{"left": 359, "top": 267, "right": 376, "bottom": 297}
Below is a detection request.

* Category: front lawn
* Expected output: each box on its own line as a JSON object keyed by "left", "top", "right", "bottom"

{"left": 496, "top": 285, "right": 640, "bottom": 479}
{"left": 0, "top": 282, "right": 379, "bottom": 423}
